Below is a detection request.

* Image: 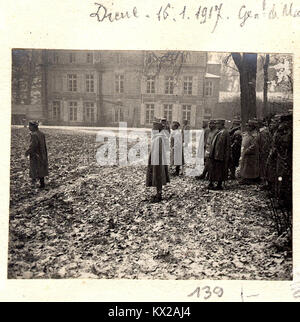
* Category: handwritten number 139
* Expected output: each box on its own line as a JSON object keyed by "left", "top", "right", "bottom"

{"left": 157, "top": 3, "right": 171, "bottom": 21}
{"left": 188, "top": 286, "right": 224, "bottom": 300}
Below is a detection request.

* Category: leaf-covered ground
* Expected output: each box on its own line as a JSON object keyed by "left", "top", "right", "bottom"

{"left": 8, "top": 127, "right": 292, "bottom": 279}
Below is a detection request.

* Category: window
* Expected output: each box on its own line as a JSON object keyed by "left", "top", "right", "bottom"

{"left": 69, "top": 52, "right": 76, "bottom": 63}
{"left": 116, "top": 53, "right": 122, "bottom": 64}
{"left": 84, "top": 102, "right": 96, "bottom": 123}
{"left": 183, "top": 76, "right": 193, "bottom": 95}
{"left": 204, "top": 108, "right": 212, "bottom": 115}
{"left": 53, "top": 52, "right": 59, "bottom": 64}
{"left": 182, "top": 105, "right": 191, "bottom": 123}
{"left": 86, "top": 53, "right": 93, "bottom": 63}
{"left": 114, "top": 108, "right": 124, "bottom": 123}
{"left": 145, "top": 104, "right": 155, "bottom": 124}
{"left": 86, "top": 74, "right": 94, "bottom": 92}
{"left": 205, "top": 81, "right": 213, "bottom": 96}
{"left": 163, "top": 104, "right": 173, "bottom": 122}
{"left": 69, "top": 101, "right": 78, "bottom": 121}
{"left": 146, "top": 76, "right": 155, "bottom": 94}
{"left": 68, "top": 74, "right": 77, "bottom": 92}
{"left": 115, "top": 74, "right": 124, "bottom": 93}
{"left": 165, "top": 76, "right": 174, "bottom": 94}
{"left": 52, "top": 101, "right": 61, "bottom": 120}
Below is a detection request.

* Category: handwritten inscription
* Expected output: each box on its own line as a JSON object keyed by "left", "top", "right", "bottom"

{"left": 89, "top": 1, "right": 300, "bottom": 32}
{"left": 90, "top": 3, "right": 138, "bottom": 22}
{"left": 188, "top": 286, "right": 224, "bottom": 300}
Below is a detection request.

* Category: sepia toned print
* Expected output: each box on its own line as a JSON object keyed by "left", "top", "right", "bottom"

{"left": 8, "top": 49, "right": 292, "bottom": 280}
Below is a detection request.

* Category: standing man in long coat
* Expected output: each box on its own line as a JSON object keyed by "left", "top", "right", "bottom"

{"left": 170, "top": 121, "right": 183, "bottom": 176}
{"left": 257, "top": 119, "right": 272, "bottom": 185}
{"left": 196, "top": 119, "right": 218, "bottom": 180}
{"left": 228, "top": 119, "right": 242, "bottom": 179}
{"left": 181, "top": 119, "right": 190, "bottom": 175}
{"left": 208, "top": 119, "right": 230, "bottom": 190}
{"left": 146, "top": 121, "right": 170, "bottom": 202}
{"left": 25, "top": 120, "right": 49, "bottom": 189}
{"left": 239, "top": 119, "right": 260, "bottom": 184}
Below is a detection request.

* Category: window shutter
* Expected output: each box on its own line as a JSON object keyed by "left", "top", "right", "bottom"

{"left": 157, "top": 75, "right": 164, "bottom": 95}
{"left": 141, "top": 76, "right": 146, "bottom": 94}
{"left": 78, "top": 74, "right": 83, "bottom": 93}
{"left": 192, "top": 76, "right": 198, "bottom": 96}
{"left": 191, "top": 105, "right": 196, "bottom": 127}
{"left": 177, "top": 76, "right": 183, "bottom": 96}
{"left": 93, "top": 73, "right": 97, "bottom": 93}
{"left": 140, "top": 103, "right": 145, "bottom": 125}
{"left": 62, "top": 74, "right": 67, "bottom": 92}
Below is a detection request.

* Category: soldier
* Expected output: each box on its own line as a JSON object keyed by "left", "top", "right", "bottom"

{"left": 170, "top": 121, "right": 183, "bottom": 176}
{"left": 239, "top": 119, "right": 260, "bottom": 185}
{"left": 273, "top": 114, "right": 292, "bottom": 209}
{"left": 266, "top": 115, "right": 281, "bottom": 192}
{"left": 146, "top": 121, "right": 170, "bottom": 202}
{"left": 257, "top": 118, "right": 272, "bottom": 186}
{"left": 25, "top": 120, "right": 49, "bottom": 189}
{"left": 181, "top": 119, "right": 190, "bottom": 175}
{"left": 208, "top": 119, "right": 230, "bottom": 190}
{"left": 160, "top": 117, "right": 171, "bottom": 134}
{"left": 196, "top": 119, "right": 218, "bottom": 180}
{"left": 228, "top": 118, "right": 242, "bottom": 179}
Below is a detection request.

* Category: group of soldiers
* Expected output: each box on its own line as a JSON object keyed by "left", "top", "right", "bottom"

{"left": 146, "top": 114, "right": 293, "bottom": 205}
{"left": 23, "top": 114, "right": 292, "bottom": 209}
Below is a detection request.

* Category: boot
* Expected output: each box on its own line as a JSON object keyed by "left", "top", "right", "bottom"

{"left": 39, "top": 177, "right": 45, "bottom": 189}
{"left": 214, "top": 183, "right": 224, "bottom": 190}
{"left": 207, "top": 182, "right": 215, "bottom": 190}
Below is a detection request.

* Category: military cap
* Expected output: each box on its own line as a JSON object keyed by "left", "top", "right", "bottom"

{"left": 215, "top": 119, "right": 226, "bottom": 124}
{"left": 28, "top": 120, "right": 39, "bottom": 127}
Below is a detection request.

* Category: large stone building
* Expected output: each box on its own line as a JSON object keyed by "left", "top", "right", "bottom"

{"left": 45, "top": 50, "right": 220, "bottom": 128}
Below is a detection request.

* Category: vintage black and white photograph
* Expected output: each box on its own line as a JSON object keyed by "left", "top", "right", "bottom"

{"left": 8, "top": 49, "right": 293, "bottom": 280}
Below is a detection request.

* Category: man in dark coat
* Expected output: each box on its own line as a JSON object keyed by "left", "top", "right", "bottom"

{"left": 181, "top": 119, "right": 190, "bottom": 175}
{"left": 25, "top": 121, "right": 49, "bottom": 189}
{"left": 274, "top": 114, "right": 292, "bottom": 209}
{"left": 257, "top": 119, "right": 272, "bottom": 185}
{"left": 170, "top": 121, "right": 183, "bottom": 176}
{"left": 239, "top": 119, "right": 260, "bottom": 184}
{"left": 208, "top": 119, "right": 230, "bottom": 190}
{"left": 146, "top": 121, "right": 170, "bottom": 202}
{"left": 228, "top": 119, "right": 242, "bottom": 179}
{"left": 196, "top": 119, "right": 218, "bottom": 180}
{"left": 266, "top": 115, "right": 281, "bottom": 192}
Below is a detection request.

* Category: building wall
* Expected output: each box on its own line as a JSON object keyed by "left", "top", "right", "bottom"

{"left": 45, "top": 50, "right": 220, "bottom": 128}
{"left": 47, "top": 50, "right": 101, "bottom": 126}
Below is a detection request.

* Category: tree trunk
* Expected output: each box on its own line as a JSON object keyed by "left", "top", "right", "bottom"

{"left": 263, "top": 54, "right": 270, "bottom": 118}
{"left": 232, "top": 53, "right": 257, "bottom": 129}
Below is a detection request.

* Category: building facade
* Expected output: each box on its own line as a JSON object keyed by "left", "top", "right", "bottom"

{"left": 45, "top": 50, "right": 220, "bottom": 128}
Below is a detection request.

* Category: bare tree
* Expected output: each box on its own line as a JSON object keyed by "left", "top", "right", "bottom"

{"left": 143, "top": 51, "right": 189, "bottom": 84}
{"left": 12, "top": 49, "right": 41, "bottom": 105}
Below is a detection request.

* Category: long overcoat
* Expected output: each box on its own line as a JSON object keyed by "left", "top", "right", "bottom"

{"left": 240, "top": 131, "right": 259, "bottom": 179}
{"left": 26, "top": 130, "right": 49, "bottom": 179}
{"left": 209, "top": 128, "right": 230, "bottom": 181}
{"left": 257, "top": 128, "right": 272, "bottom": 180}
{"left": 170, "top": 129, "right": 183, "bottom": 166}
{"left": 146, "top": 133, "right": 170, "bottom": 189}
